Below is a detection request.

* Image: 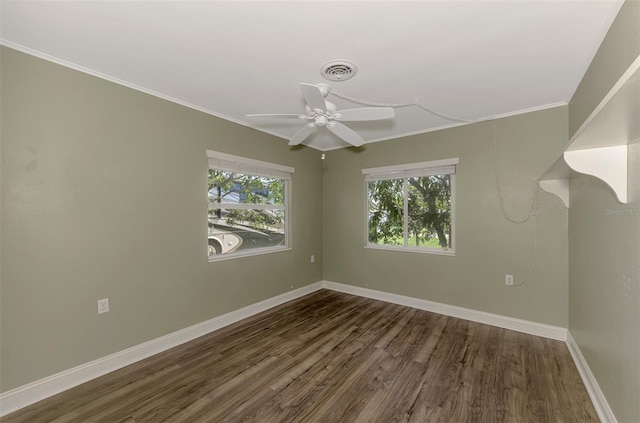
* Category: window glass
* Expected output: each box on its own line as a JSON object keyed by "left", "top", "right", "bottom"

{"left": 209, "top": 171, "right": 284, "bottom": 206}
{"left": 407, "top": 175, "right": 452, "bottom": 249}
{"left": 368, "top": 179, "right": 404, "bottom": 246}
{"left": 207, "top": 152, "right": 292, "bottom": 260}
{"left": 364, "top": 159, "right": 456, "bottom": 254}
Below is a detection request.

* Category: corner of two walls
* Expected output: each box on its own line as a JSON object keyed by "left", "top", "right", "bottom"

{"left": 567, "top": 142, "right": 640, "bottom": 423}
{"left": 0, "top": 46, "right": 323, "bottom": 392}
{"left": 566, "top": 1, "right": 640, "bottom": 421}
{"left": 322, "top": 107, "right": 570, "bottom": 328}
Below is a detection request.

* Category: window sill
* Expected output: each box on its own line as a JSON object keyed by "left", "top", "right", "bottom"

{"left": 208, "top": 246, "right": 291, "bottom": 262}
{"left": 365, "top": 244, "right": 456, "bottom": 256}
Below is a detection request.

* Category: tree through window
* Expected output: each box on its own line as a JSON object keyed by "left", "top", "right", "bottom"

{"left": 364, "top": 159, "right": 457, "bottom": 254}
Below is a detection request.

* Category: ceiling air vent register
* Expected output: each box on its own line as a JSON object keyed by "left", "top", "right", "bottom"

{"left": 320, "top": 60, "right": 358, "bottom": 82}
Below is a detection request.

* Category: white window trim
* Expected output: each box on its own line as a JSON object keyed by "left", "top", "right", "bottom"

{"left": 363, "top": 158, "right": 458, "bottom": 256}
{"left": 365, "top": 244, "right": 456, "bottom": 256}
{"left": 208, "top": 150, "right": 294, "bottom": 178}
{"left": 362, "top": 158, "right": 458, "bottom": 178}
{"left": 208, "top": 245, "right": 292, "bottom": 262}
{"left": 207, "top": 150, "right": 294, "bottom": 262}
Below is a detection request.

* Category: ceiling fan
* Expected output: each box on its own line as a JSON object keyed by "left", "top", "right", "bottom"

{"left": 247, "top": 83, "right": 395, "bottom": 147}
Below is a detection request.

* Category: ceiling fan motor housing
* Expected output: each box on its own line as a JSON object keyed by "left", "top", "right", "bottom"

{"left": 305, "top": 101, "right": 339, "bottom": 127}
{"left": 314, "top": 115, "right": 328, "bottom": 127}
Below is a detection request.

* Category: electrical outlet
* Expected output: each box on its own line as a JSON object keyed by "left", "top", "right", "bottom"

{"left": 97, "top": 298, "right": 109, "bottom": 314}
{"left": 310, "top": 255, "right": 315, "bottom": 263}
{"left": 505, "top": 275, "right": 514, "bottom": 286}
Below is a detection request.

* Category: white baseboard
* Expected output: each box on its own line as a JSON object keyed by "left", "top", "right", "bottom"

{"left": 3, "top": 280, "right": 614, "bottom": 421}
{"left": 0, "top": 281, "right": 323, "bottom": 417}
{"left": 321, "top": 281, "right": 568, "bottom": 341}
{"left": 566, "top": 331, "right": 618, "bottom": 423}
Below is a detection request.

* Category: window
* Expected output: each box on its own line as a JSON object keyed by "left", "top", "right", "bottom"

{"left": 207, "top": 151, "right": 293, "bottom": 260}
{"left": 363, "top": 158, "right": 458, "bottom": 255}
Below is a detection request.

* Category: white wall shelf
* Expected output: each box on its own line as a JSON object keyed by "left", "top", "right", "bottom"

{"left": 539, "top": 57, "right": 639, "bottom": 207}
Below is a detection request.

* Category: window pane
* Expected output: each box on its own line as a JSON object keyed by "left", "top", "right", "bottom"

{"left": 407, "top": 175, "right": 452, "bottom": 249}
{"left": 208, "top": 170, "right": 285, "bottom": 206}
{"left": 208, "top": 209, "right": 285, "bottom": 256}
{"left": 367, "top": 179, "right": 404, "bottom": 246}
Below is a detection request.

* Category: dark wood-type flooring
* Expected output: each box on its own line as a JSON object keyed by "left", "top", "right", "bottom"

{"left": 2, "top": 290, "right": 598, "bottom": 422}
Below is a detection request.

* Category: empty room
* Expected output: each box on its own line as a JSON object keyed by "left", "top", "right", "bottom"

{"left": 1, "top": 1, "right": 639, "bottom": 422}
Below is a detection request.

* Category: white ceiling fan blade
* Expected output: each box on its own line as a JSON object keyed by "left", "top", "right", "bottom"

{"left": 327, "top": 122, "right": 365, "bottom": 147}
{"left": 289, "top": 123, "right": 315, "bottom": 146}
{"left": 300, "top": 83, "right": 326, "bottom": 112}
{"left": 246, "top": 114, "right": 302, "bottom": 119}
{"left": 336, "top": 107, "right": 395, "bottom": 121}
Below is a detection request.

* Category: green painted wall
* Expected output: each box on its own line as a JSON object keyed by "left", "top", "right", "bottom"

{"left": 322, "top": 107, "right": 569, "bottom": 326}
{"left": 569, "top": 0, "right": 640, "bottom": 139}
{"left": 0, "top": 47, "right": 323, "bottom": 391}
{"left": 568, "top": 145, "right": 640, "bottom": 423}
{"left": 567, "top": 1, "right": 640, "bottom": 421}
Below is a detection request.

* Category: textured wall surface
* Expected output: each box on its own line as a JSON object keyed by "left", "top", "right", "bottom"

{"left": 323, "top": 108, "right": 569, "bottom": 327}
{"left": 568, "top": 143, "right": 640, "bottom": 423}
{"left": 1, "top": 47, "right": 323, "bottom": 391}
{"left": 567, "top": 1, "right": 640, "bottom": 421}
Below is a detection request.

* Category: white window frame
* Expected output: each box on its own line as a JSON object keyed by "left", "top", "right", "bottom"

{"left": 363, "top": 158, "right": 458, "bottom": 256}
{"left": 207, "top": 150, "right": 294, "bottom": 262}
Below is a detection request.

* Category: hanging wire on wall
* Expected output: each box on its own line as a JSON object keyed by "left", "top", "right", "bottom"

{"left": 491, "top": 120, "right": 539, "bottom": 224}
{"left": 491, "top": 120, "right": 539, "bottom": 286}
{"left": 329, "top": 88, "right": 540, "bottom": 286}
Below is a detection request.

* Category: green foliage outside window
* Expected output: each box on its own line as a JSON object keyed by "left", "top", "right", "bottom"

{"left": 208, "top": 169, "right": 285, "bottom": 231}
{"left": 368, "top": 174, "right": 452, "bottom": 249}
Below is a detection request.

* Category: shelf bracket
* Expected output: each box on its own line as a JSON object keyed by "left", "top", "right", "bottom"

{"left": 539, "top": 179, "right": 570, "bottom": 208}
{"left": 564, "top": 145, "right": 628, "bottom": 204}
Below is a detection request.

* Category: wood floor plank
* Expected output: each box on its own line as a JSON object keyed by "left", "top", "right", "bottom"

{"left": 1, "top": 290, "right": 599, "bottom": 423}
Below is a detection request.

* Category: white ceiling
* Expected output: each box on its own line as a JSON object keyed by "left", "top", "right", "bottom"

{"left": 1, "top": 0, "right": 624, "bottom": 151}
